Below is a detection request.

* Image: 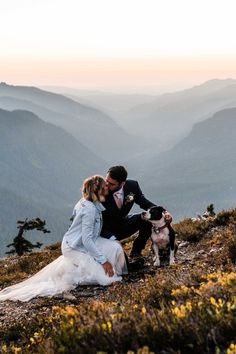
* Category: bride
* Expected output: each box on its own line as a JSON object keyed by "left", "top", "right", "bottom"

{"left": 0, "top": 175, "right": 127, "bottom": 302}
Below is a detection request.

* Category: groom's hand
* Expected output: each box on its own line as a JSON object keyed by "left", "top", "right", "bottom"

{"left": 102, "top": 261, "right": 114, "bottom": 277}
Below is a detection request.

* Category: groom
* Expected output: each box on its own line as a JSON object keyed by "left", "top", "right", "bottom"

{"left": 101, "top": 165, "right": 172, "bottom": 259}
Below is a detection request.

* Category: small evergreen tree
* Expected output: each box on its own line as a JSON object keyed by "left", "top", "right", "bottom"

{"left": 206, "top": 203, "right": 216, "bottom": 216}
{"left": 6, "top": 218, "right": 50, "bottom": 256}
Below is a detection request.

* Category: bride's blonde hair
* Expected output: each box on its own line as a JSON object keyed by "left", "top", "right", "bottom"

{"left": 82, "top": 175, "right": 106, "bottom": 202}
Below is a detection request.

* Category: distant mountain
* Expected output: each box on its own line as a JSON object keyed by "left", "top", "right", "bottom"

{"left": 125, "top": 79, "right": 236, "bottom": 151}
{"left": 1, "top": 80, "right": 236, "bottom": 254}
{"left": 0, "top": 108, "right": 106, "bottom": 257}
{"left": 140, "top": 107, "right": 236, "bottom": 220}
{"left": 41, "top": 86, "right": 156, "bottom": 112}
{"left": 0, "top": 83, "right": 143, "bottom": 162}
{"left": 0, "top": 108, "right": 105, "bottom": 203}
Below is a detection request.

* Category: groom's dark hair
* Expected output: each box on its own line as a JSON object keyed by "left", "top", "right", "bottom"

{"left": 107, "top": 165, "right": 128, "bottom": 183}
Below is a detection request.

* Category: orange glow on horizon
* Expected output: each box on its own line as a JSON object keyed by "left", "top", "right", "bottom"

{"left": 1, "top": 56, "right": 236, "bottom": 93}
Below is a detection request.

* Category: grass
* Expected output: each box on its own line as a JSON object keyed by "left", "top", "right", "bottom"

{"left": 0, "top": 208, "right": 236, "bottom": 353}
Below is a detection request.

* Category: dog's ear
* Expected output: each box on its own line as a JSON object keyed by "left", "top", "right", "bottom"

{"left": 149, "top": 206, "right": 156, "bottom": 212}
{"left": 157, "top": 206, "right": 166, "bottom": 213}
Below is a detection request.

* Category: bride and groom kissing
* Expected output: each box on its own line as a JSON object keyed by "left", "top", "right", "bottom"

{"left": 0, "top": 165, "right": 172, "bottom": 302}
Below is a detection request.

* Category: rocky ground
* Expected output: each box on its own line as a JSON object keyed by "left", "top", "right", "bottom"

{"left": 0, "top": 229, "right": 224, "bottom": 335}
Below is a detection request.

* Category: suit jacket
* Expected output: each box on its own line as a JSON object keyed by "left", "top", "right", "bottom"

{"left": 102, "top": 179, "right": 155, "bottom": 231}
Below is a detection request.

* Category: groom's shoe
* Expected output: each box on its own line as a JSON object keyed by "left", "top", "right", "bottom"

{"left": 128, "top": 254, "right": 145, "bottom": 272}
{"left": 129, "top": 252, "right": 142, "bottom": 259}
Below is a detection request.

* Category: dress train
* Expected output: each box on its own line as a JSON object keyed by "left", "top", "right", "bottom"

{"left": 0, "top": 238, "right": 127, "bottom": 302}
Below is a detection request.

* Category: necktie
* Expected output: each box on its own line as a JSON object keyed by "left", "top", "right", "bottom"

{"left": 114, "top": 193, "right": 123, "bottom": 209}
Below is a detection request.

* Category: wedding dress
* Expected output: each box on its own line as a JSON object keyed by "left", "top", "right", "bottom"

{"left": 0, "top": 237, "right": 127, "bottom": 302}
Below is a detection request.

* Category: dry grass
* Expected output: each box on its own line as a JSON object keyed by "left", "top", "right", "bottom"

{"left": 1, "top": 208, "right": 236, "bottom": 354}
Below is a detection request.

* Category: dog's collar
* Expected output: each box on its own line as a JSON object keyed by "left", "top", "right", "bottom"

{"left": 152, "top": 223, "right": 168, "bottom": 233}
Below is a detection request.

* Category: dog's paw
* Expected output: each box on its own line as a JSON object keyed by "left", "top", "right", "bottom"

{"left": 169, "top": 258, "right": 175, "bottom": 266}
{"left": 154, "top": 259, "right": 161, "bottom": 267}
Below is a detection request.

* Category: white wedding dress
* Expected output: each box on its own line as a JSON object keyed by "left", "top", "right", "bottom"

{"left": 0, "top": 237, "right": 127, "bottom": 302}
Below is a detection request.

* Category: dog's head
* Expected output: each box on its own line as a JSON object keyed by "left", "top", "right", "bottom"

{"left": 142, "top": 206, "right": 166, "bottom": 221}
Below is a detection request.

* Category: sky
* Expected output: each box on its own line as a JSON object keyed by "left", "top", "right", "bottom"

{"left": 1, "top": 0, "right": 236, "bottom": 93}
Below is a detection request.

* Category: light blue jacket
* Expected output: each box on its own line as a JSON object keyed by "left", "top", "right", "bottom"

{"left": 63, "top": 198, "right": 107, "bottom": 264}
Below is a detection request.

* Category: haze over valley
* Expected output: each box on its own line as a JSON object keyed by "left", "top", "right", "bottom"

{"left": 0, "top": 79, "right": 236, "bottom": 256}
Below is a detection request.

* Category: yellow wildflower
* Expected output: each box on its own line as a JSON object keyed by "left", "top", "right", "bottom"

{"left": 101, "top": 321, "right": 112, "bottom": 332}
{"left": 207, "top": 271, "right": 236, "bottom": 288}
{"left": 172, "top": 305, "right": 186, "bottom": 319}
{"left": 227, "top": 343, "right": 236, "bottom": 354}
{"left": 11, "top": 347, "right": 22, "bottom": 354}
{"left": 69, "top": 318, "right": 74, "bottom": 326}
{"left": 227, "top": 300, "right": 236, "bottom": 312}
{"left": 186, "top": 301, "right": 192, "bottom": 311}
{"left": 171, "top": 285, "right": 190, "bottom": 296}
{"left": 34, "top": 332, "right": 40, "bottom": 339}
{"left": 172, "top": 300, "right": 193, "bottom": 319}
{"left": 1, "top": 345, "right": 7, "bottom": 353}
{"left": 141, "top": 306, "right": 147, "bottom": 315}
{"left": 65, "top": 306, "right": 78, "bottom": 316}
{"left": 210, "top": 297, "right": 225, "bottom": 309}
{"left": 101, "top": 323, "right": 107, "bottom": 331}
{"left": 210, "top": 297, "right": 217, "bottom": 306}
{"left": 107, "top": 321, "right": 112, "bottom": 333}
{"left": 218, "top": 298, "right": 224, "bottom": 307}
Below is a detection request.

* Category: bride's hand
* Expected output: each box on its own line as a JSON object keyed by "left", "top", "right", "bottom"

{"left": 102, "top": 261, "right": 114, "bottom": 277}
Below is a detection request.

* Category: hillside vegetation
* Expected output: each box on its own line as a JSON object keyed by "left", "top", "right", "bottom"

{"left": 0, "top": 207, "right": 235, "bottom": 353}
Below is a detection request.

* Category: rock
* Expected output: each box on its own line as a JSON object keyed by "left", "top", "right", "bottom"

{"left": 62, "top": 291, "right": 76, "bottom": 300}
{"left": 209, "top": 248, "right": 218, "bottom": 254}
{"left": 178, "top": 241, "right": 190, "bottom": 248}
{"left": 196, "top": 250, "right": 205, "bottom": 255}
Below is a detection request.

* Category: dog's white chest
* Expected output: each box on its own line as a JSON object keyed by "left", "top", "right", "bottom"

{"left": 151, "top": 229, "right": 170, "bottom": 249}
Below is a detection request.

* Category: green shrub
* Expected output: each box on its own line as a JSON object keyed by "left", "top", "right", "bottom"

{"left": 213, "top": 208, "right": 236, "bottom": 227}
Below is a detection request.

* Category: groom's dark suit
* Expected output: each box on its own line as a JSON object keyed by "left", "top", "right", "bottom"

{"left": 101, "top": 179, "right": 156, "bottom": 255}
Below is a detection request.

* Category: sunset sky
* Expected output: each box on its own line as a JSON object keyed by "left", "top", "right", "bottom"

{"left": 1, "top": 0, "right": 236, "bottom": 93}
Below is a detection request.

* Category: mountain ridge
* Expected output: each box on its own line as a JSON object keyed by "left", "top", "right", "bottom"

{"left": 0, "top": 108, "right": 106, "bottom": 256}
{"left": 140, "top": 107, "right": 236, "bottom": 220}
{"left": 0, "top": 83, "right": 144, "bottom": 162}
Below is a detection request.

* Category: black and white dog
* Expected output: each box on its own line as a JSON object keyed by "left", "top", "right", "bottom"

{"left": 143, "top": 206, "right": 176, "bottom": 266}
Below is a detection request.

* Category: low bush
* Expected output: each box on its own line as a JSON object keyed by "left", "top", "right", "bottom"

{"left": 1, "top": 208, "right": 236, "bottom": 353}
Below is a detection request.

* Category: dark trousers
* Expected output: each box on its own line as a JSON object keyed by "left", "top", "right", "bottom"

{"left": 101, "top": 213, "right": 152, "bottom": 255}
